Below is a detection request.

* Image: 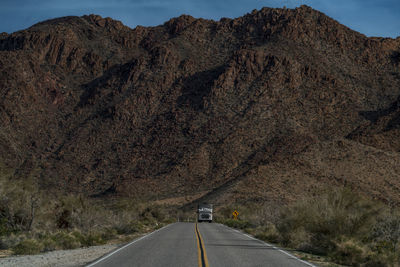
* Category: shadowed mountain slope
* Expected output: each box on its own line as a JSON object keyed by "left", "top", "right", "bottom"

{"left": 1, "top": 6, "right": 400, "bottom": 204}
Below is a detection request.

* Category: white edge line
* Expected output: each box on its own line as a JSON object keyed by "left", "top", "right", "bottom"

{"left": 220, "top": 224, "right": 317, "bottom": 267}
{"left": 86, "top": 223, "right": 173, "bottom": 267}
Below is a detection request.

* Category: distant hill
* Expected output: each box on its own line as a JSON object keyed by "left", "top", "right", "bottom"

{"left": 1, "top": 6, "right": 400, "bottom": 205}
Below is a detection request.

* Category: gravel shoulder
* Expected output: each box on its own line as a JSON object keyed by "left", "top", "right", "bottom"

{"left": 0, "top": 244, "right": 119, "bottom": 267}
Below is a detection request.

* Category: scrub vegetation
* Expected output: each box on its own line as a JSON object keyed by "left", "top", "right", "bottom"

{"left": 0, "top": 166, "right": 174, "bottom": 255}
{"left": 215, "top": 189, "right": 400, "bottom": 267}
{"left": 2, "top": 160, "right": 400, "bottom": 267}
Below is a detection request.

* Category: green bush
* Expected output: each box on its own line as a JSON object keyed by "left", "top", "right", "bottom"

{"left": 13, "top": 239, "right": 43, "bottom": 255}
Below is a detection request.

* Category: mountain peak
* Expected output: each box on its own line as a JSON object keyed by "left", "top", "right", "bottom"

{"left": 164, "top": 14, "right": 199, "bottom": 34}
{"left": 82, "top": 14, "right": 126, "bottom": 30}
{"left": 0, "top": 7, "right": 400, "bottom": 204}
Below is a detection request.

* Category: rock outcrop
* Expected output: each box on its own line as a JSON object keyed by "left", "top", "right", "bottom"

{"left": 1, "top": 6, "right": 400, "bottom": 204}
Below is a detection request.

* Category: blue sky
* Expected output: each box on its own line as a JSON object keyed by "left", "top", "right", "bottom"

{"left": 1, "top": 0, "right": 399, "bottom": 38}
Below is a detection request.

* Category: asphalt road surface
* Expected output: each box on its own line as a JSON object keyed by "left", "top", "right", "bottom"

{"left": 87, "top": 222, "right": 315, "bottom": 267}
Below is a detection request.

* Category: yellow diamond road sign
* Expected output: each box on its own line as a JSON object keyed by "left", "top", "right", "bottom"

{"left": 233, "top": 210, "right": 239, "bottom": 218}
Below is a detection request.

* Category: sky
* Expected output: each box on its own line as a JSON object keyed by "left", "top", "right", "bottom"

{"left": 0, "top": 0, "right": 399, "bottom": 38}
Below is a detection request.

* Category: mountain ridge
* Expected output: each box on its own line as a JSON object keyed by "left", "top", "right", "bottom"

{"left": 1, "top": 5, "right": 400, "bottom": 205}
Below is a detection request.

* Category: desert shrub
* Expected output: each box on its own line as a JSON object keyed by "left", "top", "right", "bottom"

{"left": 0, "top": 183, "right": 40, "bottom": 232}
{"left": 0, "top": 171, "right": 172, "bottom": 255}
{"left": 277, "top": 188, "right": 380, "bottom": 255}
{"left": 82, "top": 233, "right": 105, "bottom": 246}
{"left": 254, "top": 231, "right": 280, "bottom": 244}
{"left": 56, "top": 209, "right": 72, "bottom": 229}
{"left": 140, "top": 205, "right": 166, "bottom": 223}
{"left": 13, "top": 239, "right": 43, "bottom": 255}
{"left": 54, "top": 196, "right": 89, "bottom": 230}
{"left": 370, "top": 212, "right": 400, "bottom": 254}
{"left": 0, "top": 233, "right": 23, "bottom": 250}
{"left": 41, "top": 237, "right": 58, "bottom": 252}
{"left": 51, "top": 232, "right": 81, "bottom": 249}
{"left": 213, "top": 189, "right": 399, "bottom": 266}
{"left": 252, "top": 203, "right": 281, "bottom": 226}
{"left": 0, "top": 217, "right": 10, "bottom": 236}
{"left": 50, "top": 195, "right": 134, "bottom": 233}
{"left": 253, "top": 222, "right": 281, "bottom": 244}
{"left": 163, "top": 218, "right": 176, "bottom": 224}
{"left": 328, "top": 239, "right": 366, "bottom": 266}
{"left": 70, "top": 230, "right": 105, "bottom": 247}
{"left": 367, "top": 212, "right": 400, "bottom": 267}
{"left": 363, "top": 259, "right": 388, "bottom": 267}
{"left": 115, "top": 221, "right": 143, "bottom": 235}
{"left": 223, "top": 218, "right": 251, "bottom": 229}
{"left": 101, "top": 228, "right": 118, "bottom": 241}
{"left": 71, "top": 230, "right": 86, "bottom": 243}
{"left": 176, "top": 210, "right": 192, "bottom": 222}
{"left": 269, "top": 188, "right": 400, "bottom": 266}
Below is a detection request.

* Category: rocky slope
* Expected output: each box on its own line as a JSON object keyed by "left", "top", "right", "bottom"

{"left": 1, "top": 6, "right": 400, "bottom": 204}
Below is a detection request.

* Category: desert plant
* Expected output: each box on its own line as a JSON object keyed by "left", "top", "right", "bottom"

{"left": 101, "top": 228, "right": 118, "bottom": 241}
{"left": 115, "top": 221, "right": 144, "bottom": 235}
{"left": 213, "top": 188, "right": 398, "bottom": 266}
{"left": 0, "top": 233, "right": 23, "bottom": 250}
{"left": 13, "top": 239, "right": 43, "bottom": 255}
{"left": 41, "top": 236, "right": 58, "bottom": 252}
{"left": 328, "top": 239, "right": 366, "bottom": 266}
{"left": 51, "top": 232, "right": 81, "bottom": 249}
{"left": 278, "top": 188, "right": 381, "bottom": 253}
{"left": 370, "top": 211, "right": 400, "bottom": 253}
{"left": 82, "top": 232, "right": 106, "bottom": 246}
{"left": 0, "top": 217, "right": 10, "bottom": 236}
{"left": 140, "top": 205, "right": 167, "bottom": 223}
{"left": 222, "top": 218, "right": 251, "bottom": 229}
{"left": 0, "top": 175, "right": 172, "bottom": 255}
{"left": 254, "top": 223, "right": 280, "bottom": 243}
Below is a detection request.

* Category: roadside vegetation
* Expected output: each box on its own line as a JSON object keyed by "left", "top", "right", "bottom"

{"left": 215, "top": 188, "right": 400, "bottom": 267}
{"left": 0, "top": 165, "right": 175, "bottom": 256}
{"left": 2, "top": 158, "right": 400, "bottom": 267}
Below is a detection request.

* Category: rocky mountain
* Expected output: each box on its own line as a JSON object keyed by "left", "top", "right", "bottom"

{"left": 1, "top": 6, "right": 400, "bottom": 205}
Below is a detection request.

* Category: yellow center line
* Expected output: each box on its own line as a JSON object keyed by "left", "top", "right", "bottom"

{"left": 195, "top": 223, "right": 210, "bottom": 267}
{"left": 195, "top": 224, "right": 202, "bottom": 267}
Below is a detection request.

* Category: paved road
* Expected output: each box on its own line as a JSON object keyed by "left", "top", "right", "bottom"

{"left": 87, "top": 222, "right": 315, "bottom": 267}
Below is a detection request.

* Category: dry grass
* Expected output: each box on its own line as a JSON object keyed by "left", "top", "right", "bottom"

{"left": 217, "top": 189, "right": 400, "bottom": 267}
{"left": 0, "top": 165, "right": 176, "bottom": 255}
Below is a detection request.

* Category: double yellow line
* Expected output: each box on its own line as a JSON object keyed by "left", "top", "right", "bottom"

{"left": 195, "top": 223, "right": 209, "bottom": 267}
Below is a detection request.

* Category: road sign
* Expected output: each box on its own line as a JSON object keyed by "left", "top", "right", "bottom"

{"left": 232, "top": 210, "right": 239, "bottom": 219}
